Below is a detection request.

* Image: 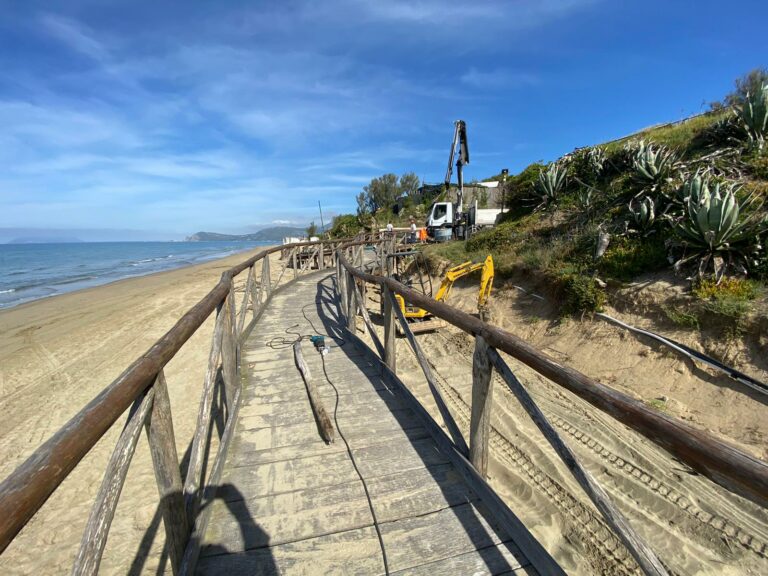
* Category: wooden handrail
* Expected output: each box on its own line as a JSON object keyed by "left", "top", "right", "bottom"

{"left": 0, "top": 236, "right": 366, "bottom": 556}
{"left": 336, "top": 252, "right": 768, "bottom": 508}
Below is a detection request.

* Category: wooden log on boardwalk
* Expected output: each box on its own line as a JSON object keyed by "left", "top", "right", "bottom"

{"left": 488, "top": 348, "right": 668, "bottom": 576}
{"left": 382, "top": 285, "right": 397, "bottom": 373}
{"left": 293, "top": 341, "right": 335, "bottom": 444}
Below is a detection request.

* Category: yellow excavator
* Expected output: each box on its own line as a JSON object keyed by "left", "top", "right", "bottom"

{"left": 393, "top": 254, "right": 494, "bottom": 334}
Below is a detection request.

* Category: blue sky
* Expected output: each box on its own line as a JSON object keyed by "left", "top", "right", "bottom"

{"left": 0, "top": 1, "right": 765, "bottom": 239}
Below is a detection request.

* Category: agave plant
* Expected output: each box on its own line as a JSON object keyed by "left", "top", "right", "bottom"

{"left": 632, "top": 140, "right": 680, "bottom": 188}
{"left": 576, "top": 186, "right": 593, "bottom": 211}
{"left": 734, "top": 83, "right": 768, "bottom": 150}
{"left": 628, "top": 196, "right": 656, "bottom": 233}
{"left": 673, "top": 175, "right": 767, "bottom": 280}
{"left": 534, "top": 162, "right": 567, "bottom": 210}
{"left": 587, "top": 146, "right": 606, "bottom": 175}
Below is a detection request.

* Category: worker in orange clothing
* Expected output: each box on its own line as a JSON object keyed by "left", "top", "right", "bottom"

{"left": 419, "top": 227, "right": 427, "bottom": 243}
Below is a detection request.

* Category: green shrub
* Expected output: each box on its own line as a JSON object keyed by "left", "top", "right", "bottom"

{"left": 599, "top": 236, "right": 668, "bottom": 281}
{"left": 559, "top": 274, "right": 606, "bottom": 315}
{"left": 662, "top": 305, "right": 700, "bottom": 329}
{"left": 692, "top": 277, "right": 758, "bottom": 301}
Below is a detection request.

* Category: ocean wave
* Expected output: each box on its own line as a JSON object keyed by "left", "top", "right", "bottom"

{"left": 0, "top": 288, "right": 15, "bottom": 294}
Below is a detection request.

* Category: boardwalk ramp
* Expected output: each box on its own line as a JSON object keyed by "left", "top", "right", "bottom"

{"left": 195, "top": 271, "right": 550, "bottom": 575}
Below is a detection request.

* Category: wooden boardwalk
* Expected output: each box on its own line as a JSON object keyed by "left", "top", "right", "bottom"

{"left": 196, "top": 272, "right": 541, "bottom": 575}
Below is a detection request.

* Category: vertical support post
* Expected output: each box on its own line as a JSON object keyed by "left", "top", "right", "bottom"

{"left": 261, "top": 256, "right": 271, "bottom": 301}
{"left": 292, "top": 248, "right": 297, "bottom": 279}
{"left": 346, "top": 270, "right": 357, "bottom": 332}
{"left": 221, "top": 286, "right": 237, "bottom": 409}
{"left": 249, "top": 264, "right": 259, "bottom": 320}
{"left": 319, "top": 242, "right": 324, "bottom": 270}
{"left": 469, "top": 335, "right": 494, "bottom": 477}
{"left": 382, "top": 285, "right": 396, "bottom": 374}
{"left": 145, "top": 371, "right": 188, "bottom": 575}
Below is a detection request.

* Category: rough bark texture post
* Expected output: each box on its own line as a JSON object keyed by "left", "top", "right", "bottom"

{"left": 237, "top": 266, "right": 253, "bottom": 336}
{"left": 145, "top": 372, "right": 188, "bottom": 575}
{"left": 221, "top": 289, "right": 237, "bottom": 409}
{"left": 382, "top": 285, "right": 397, "bottom": 374}
{"left": 346, "top": 270, "right": 357, "bottom": 333}
{"left": 319, "top": 242, "right": 324, "bottom": 270}
{"left": 249, "top": 264, "right": 259, "bottom": 321}
{"left": 469, "top": 336, "right": 494, "bottom": 477}
{"left": 72, "top": 389, "right": 155, "bottom": 576}
{"left": 262, "top": 255, "right": 271, "bottom": 298}
{"left": 293, "top": 342, "right": 335, "bottom": 443}
{"left": 292, "top": 248, "right": 297, "bottom": 279}
{"left": 488, "top": 348, "right": 669, "bottom": 576}
{"left": 351, "top": 280, "right": 385, "bottom": 359}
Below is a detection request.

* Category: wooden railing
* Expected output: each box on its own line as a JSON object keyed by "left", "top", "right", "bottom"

{"left": 335, "top": 248, "right": 768, "bottom": 576}
{"left": 0, "top": 237, "right": 376, "bottom": 574}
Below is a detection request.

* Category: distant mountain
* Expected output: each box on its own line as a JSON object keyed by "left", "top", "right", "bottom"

{"left": 186, "top": 226, "right": 307, "bottom": 242}
{"left": 8, "top": 236, "right": 84, "bottom": 244}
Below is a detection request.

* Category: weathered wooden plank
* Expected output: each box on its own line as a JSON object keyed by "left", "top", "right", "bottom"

{"left": 470, "top": 335, "right": 494, "bottom": 477}
{"left": 227, "top": 426, "right": 431, "bottom": 469}
{"left": 292, "top": 341, "right": 335, "bottom": 443}
{"left": 388, "top": 289, "right": 469, "bottom": 457}
{"left": 240, "top": 387, "right": 403, "bottom": 419}
{"left": 389, "top": 541, "right": 530, "bottom": 576}
{"left": 234, "top": 409, "right": 424, "bottom": 454}
{"left": 201, "top": 481, "right": 372, "bottom": 554}
{"left": 488, "top": 348, "right": 668, "bottom": 576}
{"left": 379, "top": 502, "right": 511, "bottom": 572}
{"left": 241, "top": 374, "right": 389, "bottom": 405}
{"left": 144, "top": 371, "right": 188, "bottom": 575}
{"left": 72, "top": 388, "right": 155, "bottom": 576}
{"left": 238, "top": 399, "right": 413, "bottom": 431}
{"left": 345, "top": 269, "right": 357, "bottom": 333}
{"left": 196, "top": 526, "right": 384, "bottom": 576}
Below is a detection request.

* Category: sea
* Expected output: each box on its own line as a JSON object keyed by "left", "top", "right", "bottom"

{"left": 0, "top": 241, "right": 272, "bottom": 310}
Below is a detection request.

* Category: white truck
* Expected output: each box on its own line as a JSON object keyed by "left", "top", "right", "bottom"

{"left": 426, "top": 199, "right": 504, "bottom": 241}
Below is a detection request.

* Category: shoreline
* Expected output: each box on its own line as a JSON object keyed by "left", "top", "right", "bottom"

{"left": 0, "top": 245, "right": 277, "bottom": 574}
{"left": 0, "top": 241, "right": 272, "bottom": 312}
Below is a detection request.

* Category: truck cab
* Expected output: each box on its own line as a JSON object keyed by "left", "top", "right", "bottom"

{"left": 426, "top": 201, "right": 453, "bottom": 233}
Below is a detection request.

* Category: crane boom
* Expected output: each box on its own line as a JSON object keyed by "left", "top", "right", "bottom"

{"left": 444, "top": 120, "right": 469, "bottom": 214}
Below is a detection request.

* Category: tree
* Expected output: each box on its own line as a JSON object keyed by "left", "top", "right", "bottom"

{"left": 362, "top": 173, "right": 399, "bottom": 213}
{"left": 726, "top": 68, "right": 768, "bottom": 107}
{"left": 399, "top": 172, "right": 421, "bottom": 199}
{"left": 356, "top": 192, "right": 368, "bottom": 216}
{"left": 306, "top": 221, "right": 318, "bottom": 238}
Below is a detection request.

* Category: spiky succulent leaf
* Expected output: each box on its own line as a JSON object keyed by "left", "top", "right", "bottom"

{"left": 735, "top": 83, "right": 768, "bottom": 150}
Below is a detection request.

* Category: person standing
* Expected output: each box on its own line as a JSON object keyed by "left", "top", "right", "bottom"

{"left": 409, "top": 217, "right": 417, "bottom": 244}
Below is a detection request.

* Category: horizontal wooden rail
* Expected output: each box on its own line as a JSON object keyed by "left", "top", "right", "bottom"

{"left": 337, "top": 253, "right": 768, "bottom": 508}
{"left": 0, "top": 236, "right": 368, "bottom": 555}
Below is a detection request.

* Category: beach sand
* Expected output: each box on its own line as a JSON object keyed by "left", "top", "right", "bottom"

{"left": 0, "top": 247, "right": 281, "bottom": 575}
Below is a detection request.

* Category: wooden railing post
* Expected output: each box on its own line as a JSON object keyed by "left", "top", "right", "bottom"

{"left": 292, "top": 248, "right": 298, "bottom": 279}
{"left": 469, "top": 336, "right": 494, "bottom": 477}
{"left": 221, "top": 286, "right": 238, "bottom": 408}
{"left": 249, "top": 264, "right": 259, "bottom": 321}
{"left": 237, "top": 265, "right": 253, "bottom": 337}
{"left": 346, "top": 271, "right": 357, "bottom": 332}
{"left": 382, "top": 285, "right": 396, "bottom": 373}
{"left": 319, "top": 242, "right": 324, "bottom": 270}
{"left": 145, "top": 371, "right": 188, "bottom": 575}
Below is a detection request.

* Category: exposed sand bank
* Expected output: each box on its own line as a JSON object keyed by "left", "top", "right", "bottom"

{"left": 0, "top": 247, "right": 281, "bottom": 575}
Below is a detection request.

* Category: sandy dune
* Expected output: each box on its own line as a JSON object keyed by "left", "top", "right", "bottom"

{"left": 0, "top": 248, "right": 282, "bottom": 575}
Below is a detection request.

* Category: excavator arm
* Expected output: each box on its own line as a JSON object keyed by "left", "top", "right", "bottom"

{"left": 434, "top": 255, "right": 494, "bottom": 312}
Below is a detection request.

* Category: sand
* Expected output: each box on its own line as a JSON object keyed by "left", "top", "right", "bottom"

{"left": 0, "top": 247, "right": 282, "bottom": 575}
{"left": 358, "top": 275, "right": 768, "bottom": 575}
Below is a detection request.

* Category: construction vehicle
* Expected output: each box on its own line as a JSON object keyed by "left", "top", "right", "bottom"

{"left": 426, "top": 120, "right": 470, "bottom": 240}
{"left": 391, "top": 253, "right": 494, "bottom": 334}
